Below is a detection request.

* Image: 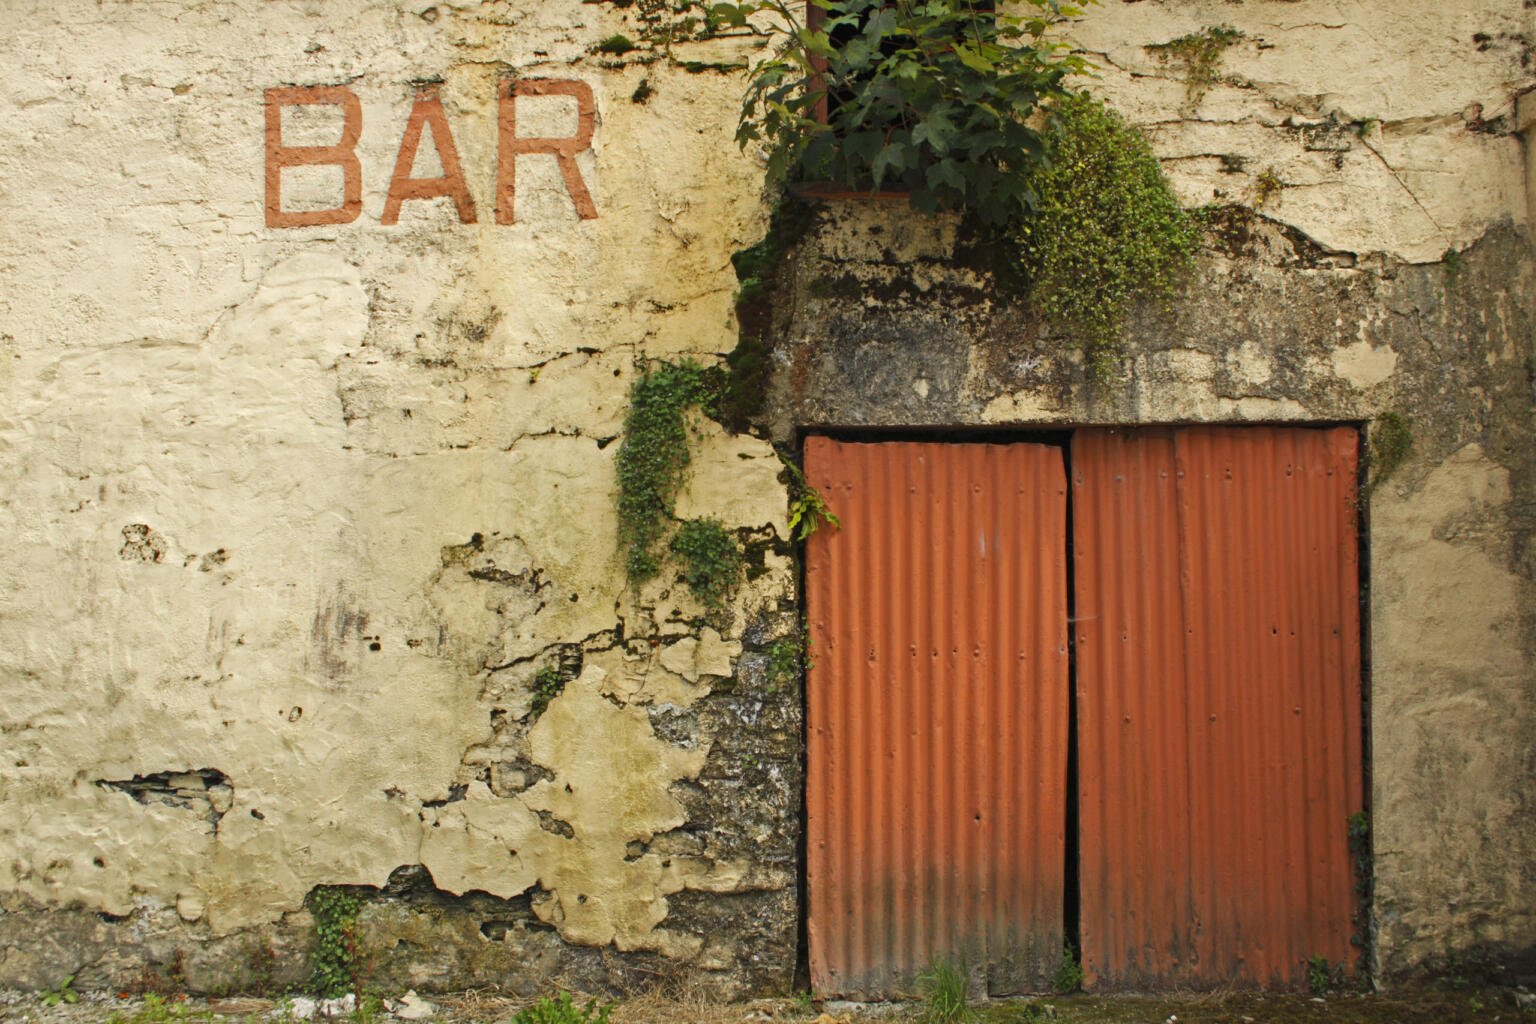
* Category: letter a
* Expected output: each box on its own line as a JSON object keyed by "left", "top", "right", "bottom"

{"left": 382, "top": 85, "right": 478, "bottom": 225}
{"left": 264, "top": 86, "right": 364, "bottom": 228}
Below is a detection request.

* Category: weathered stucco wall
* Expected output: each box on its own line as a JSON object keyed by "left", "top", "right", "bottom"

{"left": 0, "top": 0, "right": 1532, "bottom": 998}
{"left": 0, "top": 0, "right": 796, "bottom": 997}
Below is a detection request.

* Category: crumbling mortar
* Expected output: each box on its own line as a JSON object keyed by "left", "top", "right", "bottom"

{"left": 423, "top": 625, "right": 633, "bottom": 807}
{"left": 499, "top": 427, "right": 593, "bottom": 448}
{"left": 772, "top": 196, "right": 1526, "bottom": 441}
{"left": 482, "top": 625, "right": 624, "bottom": 676}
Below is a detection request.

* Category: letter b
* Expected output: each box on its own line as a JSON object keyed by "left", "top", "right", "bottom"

{"left": 264, "top": 86, "right": 363, "bottom": 228}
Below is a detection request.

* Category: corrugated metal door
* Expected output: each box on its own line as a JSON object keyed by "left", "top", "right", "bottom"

{"left": 1072, "top": 426, "right": 1363, "bottom": 990}
{"left": 804, "top": 437, "right": 1070, "bottom": 997}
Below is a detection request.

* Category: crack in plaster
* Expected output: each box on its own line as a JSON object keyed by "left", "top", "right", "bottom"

{"left": 1355, "top": 133, "right": 1454, "bottom": 246}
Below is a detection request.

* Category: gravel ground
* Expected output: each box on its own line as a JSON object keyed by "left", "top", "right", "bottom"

{"left": 0, "top": 986, "right": 1531, "bottom": 1024}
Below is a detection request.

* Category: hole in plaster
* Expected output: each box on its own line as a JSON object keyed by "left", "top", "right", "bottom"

{"left": 423, "top": 784, "right": 468, "bottom": 809}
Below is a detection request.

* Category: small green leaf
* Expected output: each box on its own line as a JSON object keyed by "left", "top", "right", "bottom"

{"left": 870, "top": 140, "right": 911, "bottom": 186}
{"left": 911, "top": 110, "right": 957, "bottom": 154}
{"left": 841, "top": 129, "right": 885, "bottom": 166}
{"left": 863, "top": 6, "right": 898, "bottom": 44}
{"left": 926, "top": 158, "right": 966, "bottom": 194}
{"left": 951, "top": 42, "right": 994, "bottom": 73}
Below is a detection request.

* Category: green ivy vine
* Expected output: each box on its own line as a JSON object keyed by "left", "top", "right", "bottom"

{"left": 716, "top": 0, "right": 1091, "bottom": 221}
{"left": 616, "top": 360, "right": 839, "bottom": 613}
{"left": 615, "top": 360, "right": 752, "bottom": 615}
{"left": 669, "top": 517, "right": 746, "bottom": 614}
{"left": 616, "top": 360, "right": 721, "bottom": 585}
{"left": 306, "top": 887, "right": 362, "bottom": 999}
{"left": 706, "top": 1, "right": 1204, "bottom": 377}
{"left": 613, "top": 4, "right": 1208, "bottom": 583}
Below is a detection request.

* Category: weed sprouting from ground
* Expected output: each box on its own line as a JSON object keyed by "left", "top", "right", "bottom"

{"left": 1053, "top": 944, "right": 1085, "bottom": 994}
{"left": 1307, "top": 954, "right": 1336, "bottom": 996}
{"left": 39, "top": 974, "right": 79, "bottom": 1006}
{"left": 917, "top": 958, "right": 972, "bottom": 1024}
{"left": 106, "top": 994, "right": 218, "bottom": 1024}
{"left": 512, "top": 991, "right": 614, "bottom": 1024}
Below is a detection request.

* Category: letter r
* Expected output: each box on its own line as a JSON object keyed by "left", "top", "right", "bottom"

{"left": 497, "top": 79, "right": 598, "bottom": 224}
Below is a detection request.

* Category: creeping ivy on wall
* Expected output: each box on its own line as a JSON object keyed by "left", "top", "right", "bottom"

{"left": 615, "top": 359, "right": 840, "bottom": 614}
{"left": 306, "top": 887, "right": 362, "bottom": 999}
{"left": 715, "top": 0, "right": 1092, "bottom": 222}
{"left": 616, "top": 360, "right": 721, "bottom": 585}
{"left": 670, "top": 517, "right": 746, "bottom": 614}
{"left": 615, "top": 360, "right": 754, "bottom": 616}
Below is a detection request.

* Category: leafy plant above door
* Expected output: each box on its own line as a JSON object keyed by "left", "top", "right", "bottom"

{"left": 710, "top": 0, "right": 1092, "bottom": 223}
{"left": 701, "top": 0, "right": 1202, "bottom": 373}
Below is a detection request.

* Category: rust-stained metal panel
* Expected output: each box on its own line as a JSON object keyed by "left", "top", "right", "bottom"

{"left": 1069, "top": 429, "right": 1192, "bottom": 989}
{"left": 804, "top": 437, "right": 1070, "bottom": 998}
{"left": 1073, "top": 426, "right": 1364, "bottom": 990}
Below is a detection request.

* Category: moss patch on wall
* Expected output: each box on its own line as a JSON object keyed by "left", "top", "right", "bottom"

{"left": 306, "top": 888, "right": 362, "bottom": 999}
{"left": 1146, "top": 25, "right": 1247, "bottom": 104}
{"left": 720, "top": 199, "right": 819, "bottom": 432}
{"left": 616, "top": 360, "right": 719, "bottom": 584}
{"left": 1014, "top": 94, "right": 1202, "bottom": 375}
{"left": 616, "top": 361, "right": 760, "bottom": 616}
{"left": 1369, "top": 411, "right": 1414, "bottom": 493}
{"left": 669, "top": 517, "right": 745, "bottom": 616}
